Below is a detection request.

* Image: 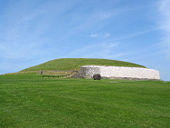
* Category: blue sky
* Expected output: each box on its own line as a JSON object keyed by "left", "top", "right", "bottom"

{"left": 0, "top": 0, "right": 170, "bottom": 80}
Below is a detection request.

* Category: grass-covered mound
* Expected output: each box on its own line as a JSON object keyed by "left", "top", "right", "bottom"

{"left": 22, "top": 58, "right": 145, "bottom": 72}
{"left": 0, "top": 74, "right": 169, "bottom": 128}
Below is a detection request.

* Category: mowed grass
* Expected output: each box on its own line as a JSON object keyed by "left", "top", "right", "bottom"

{"left": 22, "top": 58, "right": 145, "bottom": 72}
{"left": 0, "top": 74, "right": 170, "bottom": 128}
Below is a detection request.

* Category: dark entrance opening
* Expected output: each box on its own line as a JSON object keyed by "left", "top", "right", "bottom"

{"left": 93, "top": 74, "right": 101, "bottom": 80}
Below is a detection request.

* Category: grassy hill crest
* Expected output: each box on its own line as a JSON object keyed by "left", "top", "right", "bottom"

{"left": 21, "top": 58, "right": 146, "bottom": 72}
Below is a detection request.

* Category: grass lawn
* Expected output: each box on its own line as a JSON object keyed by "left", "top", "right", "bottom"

{"left": 0, "top": 74, "right": 170, "bottom": 128}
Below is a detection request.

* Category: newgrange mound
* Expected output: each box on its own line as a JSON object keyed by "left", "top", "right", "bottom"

{"left": 21, "top": 58, "right": 160, "bottom": 80}
{"left": 22, "top": 58, "right": 145, "bottom": 72}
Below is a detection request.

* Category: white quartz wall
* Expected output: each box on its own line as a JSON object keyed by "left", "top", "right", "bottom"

{"left": 79, "top": 65, "right": 160, "bottom": 80}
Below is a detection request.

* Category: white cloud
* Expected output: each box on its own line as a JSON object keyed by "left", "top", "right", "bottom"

{"left": 90, "top": 33, "right": 111, "bottom": 38}
{"left": 90, "top": 33, "right": 99, "bottom": 38}
{"left": 98, "top": 11, "right": 114, "bottom": 20}
{"left": 104, "top": 33, "right": 111, "bottom": 38}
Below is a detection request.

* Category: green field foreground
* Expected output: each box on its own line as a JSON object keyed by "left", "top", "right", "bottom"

{"left": 0, "top": 74, "right": 170, "bottom": 128}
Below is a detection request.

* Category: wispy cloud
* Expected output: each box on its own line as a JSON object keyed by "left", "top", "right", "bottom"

{"left": 103, "top": 33, "right": 111, "bottom": 38}
{"left": 68, "top": 41, "right": 125, "bottom": 59}
{"left": 158, "top": 0, "right": 170, "bottom": 57}
{"left": 90, "top": 33, "right": 99, "bottom": 38}
{"left": 0, "top": 0, "right": 78, "bottom": 59}
{"left": 113, "top": 27, "right": 160, "bottom": 41}
{"left": 90, "top": 33, "right": 111, "bottom": 38}
{"left": 97, "top": 11, "right": 115, "bottom": 20}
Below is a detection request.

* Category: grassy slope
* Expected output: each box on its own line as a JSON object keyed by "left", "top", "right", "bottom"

{"left": 0, "top": 74, "right": 170, "bottom": 128}
{"left": 21, "top": 58, "right": 145, "bottom": 72}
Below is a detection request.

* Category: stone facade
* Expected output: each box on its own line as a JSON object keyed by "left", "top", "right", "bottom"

{"left": 74, "top": 65, "right": 160, "bottom": 80}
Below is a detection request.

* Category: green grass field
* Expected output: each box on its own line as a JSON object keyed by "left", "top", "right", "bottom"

{"left": 0, "top": 74, "right": 169, "bottom": 128}
{"left": 22, "top": 58, "right": 145, "bottom": 72}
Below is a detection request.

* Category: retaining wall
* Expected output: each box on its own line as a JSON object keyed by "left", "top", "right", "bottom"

{"left": 75, "top": 65, "right": 160, "bottom": 80}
